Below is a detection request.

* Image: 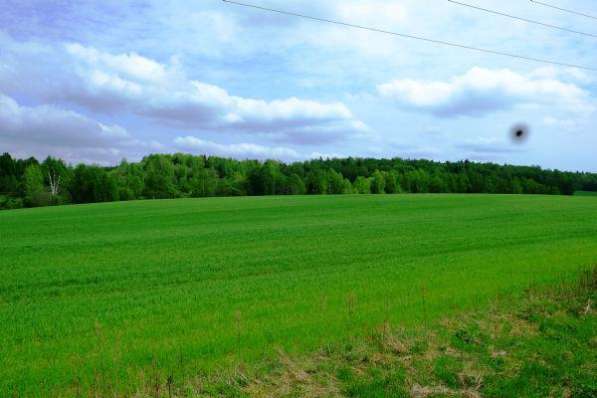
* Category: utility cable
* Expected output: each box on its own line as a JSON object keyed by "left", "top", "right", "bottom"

{"left": 529, "top": 0, "right": 597, "bottom": 21}
{"left": 222, "top": 0, "right": 597, "bottom": 71}
{"left": 447, "top": 0, "right": 597, "bottom": 38}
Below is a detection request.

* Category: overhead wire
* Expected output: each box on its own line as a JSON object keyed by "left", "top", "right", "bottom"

{"left": 447, "top": 0, "right": 597, "bottom": 38}
{"left": 529, "top": 0, "right": 597, "bottom": 21}
{"left": 221, "top": 0, "right": 596, "bottom": 71}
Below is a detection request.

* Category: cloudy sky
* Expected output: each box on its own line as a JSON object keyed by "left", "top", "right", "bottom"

{"left": 1, "top": 0, "right": 596, "bottom": 171}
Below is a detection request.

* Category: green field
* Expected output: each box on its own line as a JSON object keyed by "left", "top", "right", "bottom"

{"left": 1, "top": 194, "right": 597, "bottom": 397}
{"left": 575, "top": 190, "right": 597, "bottom": 196}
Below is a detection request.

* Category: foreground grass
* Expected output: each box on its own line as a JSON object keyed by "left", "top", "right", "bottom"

{"left": 1, "top": 195, "right": 597, "bottom": 396}
{"left": 243, "top": 267, "right": 596, "bottom": 398}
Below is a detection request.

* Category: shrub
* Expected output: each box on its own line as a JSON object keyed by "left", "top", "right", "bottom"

{"left": 0, "top": 195, "right": 24, "bottom": 210}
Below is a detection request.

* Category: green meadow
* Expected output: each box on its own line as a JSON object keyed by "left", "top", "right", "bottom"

{"left": 576, "top": 190, "right": 597, "bottom": 196}
{"left": 1, "top": 194, "right": 597, "bottom": 396}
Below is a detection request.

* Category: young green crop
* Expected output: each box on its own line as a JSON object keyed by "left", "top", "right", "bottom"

{"left": 1, "top": 194, "right": 596, "bottom": 396}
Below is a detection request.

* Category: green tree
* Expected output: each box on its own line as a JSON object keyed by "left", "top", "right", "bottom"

{"left": 143, "top": 155, "right": 177, "bottom": 199}
{"left": 24, "top": 164, "right": 48, "bottom": 207}
{"left": 287, "top": 174, "right": 306, "bottom": 195}
{"left": 306, "top": 170, "right": 328, "bottom": 195}
{"left": 41, "top": 157, "right": 71, "bottom": 203}
{"left": 70, "top": 165, "right": 119, "bottom": 203}
{"left": 327, "top": 169, "right": 346, "bottom": 195}
{"left": 190, "top": 168, "right": 218, "bottom": 197}
{"left": 341, "top": 178, "right": 353, "bottom": 194}
{"left": 370, "top": 170, "right": 386, "bottom": 194}
{"left": 511, "top": 178, "right": 523, "bottom": 194}
{"left": 0, "top": 153, "right": 19, "bottom": 195}
{"left": 353, "top": 176, "right": 371, "bottom": 194}
{"left": 112, "top": 161, "right": 145, "bottom": 201}
{"left": 385, "top": 170, "right": 401, "bottom": 194}
{"left": 248, "top": 161, "right": 283, "bottom": 195}
{"left": 217, "top": 172, "right": 247, "bottom": 196}
{"left": 4, "top": 151, "right": 597, "bottom": 210}
{"left": 429, "top": 173, "right": 447, "bottom": 193}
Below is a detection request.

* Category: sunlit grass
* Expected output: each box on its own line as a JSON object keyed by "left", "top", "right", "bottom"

{"left": 1, "top": 194, "right": 596, "bottom": 396}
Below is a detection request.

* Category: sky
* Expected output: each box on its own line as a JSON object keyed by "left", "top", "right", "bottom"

{"left": 0, "top": 0, "right": 596, "bottom": 171}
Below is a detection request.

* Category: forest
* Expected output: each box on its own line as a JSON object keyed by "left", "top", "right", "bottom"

{"left": 1, "top": 152, "right": 596, "bottom": 210}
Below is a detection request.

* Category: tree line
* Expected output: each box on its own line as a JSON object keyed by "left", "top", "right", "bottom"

{"left": 1, "top": 152, "right": 596, "bottom": 210}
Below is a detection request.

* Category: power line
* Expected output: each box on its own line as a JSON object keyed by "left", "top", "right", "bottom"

{"left": 530, "top": 0, "right": 597, "bottom": 21}
{"left": 447, "top": 0, "right": 597, "bottom": 38}
{"left": 222, "top": 0, "right": 596, "bottom": 71}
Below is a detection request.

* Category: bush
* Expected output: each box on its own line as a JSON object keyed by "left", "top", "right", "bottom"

{"left": 0, "top": 195, "right": 24, "bottom": 210}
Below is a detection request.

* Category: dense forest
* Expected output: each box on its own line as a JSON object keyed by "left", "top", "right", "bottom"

{"left": 1, "top": 152, "right": 596, "bottom": 210}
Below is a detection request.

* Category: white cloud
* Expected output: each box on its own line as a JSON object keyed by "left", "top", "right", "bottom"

{"left": 0, "top": 93, "right": 145, "bottom": 164}
{"left": 174, "top": 136, "right": 300, "bottom": 160}
{"left": 69, "top": 48, "right": 365, "bottom": 143}
{"left": 66, "top": 43, "right": 169, "bottom": 83}
{"left": 174, "top": 136, "right": 353, "bottom": 161}
{"left": 378, "top": 67, "right": 594, "bottom": 117}
{"left": 2, "top": 0, "right": 597, "bottom": 172}
{"left": 0, "top": 36, "right": 367, "bottom": 145}
{"left": 530, "top": 66, "right": 595, "bottom": 84}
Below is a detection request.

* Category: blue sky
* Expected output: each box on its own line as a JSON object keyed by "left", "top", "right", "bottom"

{"left": 0, "top": 0, "right": 596, "bottom": 171}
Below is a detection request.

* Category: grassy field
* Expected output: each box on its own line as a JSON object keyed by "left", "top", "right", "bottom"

{"left": 575, "top": 191, "right": 597, "bottom": 196}
{"left": 1, "top": 194, "right": 597, "bottom": 397}
{"left": 248, "top": 268, "right": 596, "bottom": 398}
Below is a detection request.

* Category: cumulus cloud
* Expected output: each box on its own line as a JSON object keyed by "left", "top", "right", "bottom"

{"left": 377, "top": 67, "right": 594, "bottom": 117}
{"left": 529, "top": 66, "right": 595, "bottom": 85}
{"left": 66, "top": 46, "right": 365, "bottom": 143}
{"left": 174, "top": 136, "right": 301, "bottom": 160}
{"left": 0, "top": 36, "right": 367, "bottom": 145}
{"left": 2, "top": 0, "right": 597, "bottom": 171}
{"left": 66, "top": 43, "right": 169, "bottom": 84}
{"left": 0, "top": 93, "right": 148, "bottom": 164}
{"left": 174, "top": 135, "right": 354, "bottom": 161}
